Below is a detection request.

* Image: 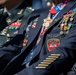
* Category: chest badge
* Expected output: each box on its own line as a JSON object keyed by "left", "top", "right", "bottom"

{"left": 9, "top": 20, "right": 22, "bottom": 30}
{"left": 47, "top": 38, "right": 60, "bottom": 52}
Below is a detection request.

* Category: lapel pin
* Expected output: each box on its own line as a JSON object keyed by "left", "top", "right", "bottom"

{"left": 17, "top": 9, "right": 23, "bottom": 15}
{"left": 6, "top": 19, "right": 11, "bottom": 23}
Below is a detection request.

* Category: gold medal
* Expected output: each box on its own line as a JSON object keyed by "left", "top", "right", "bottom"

{"left": 64, "top": 25, "right": 67, "bottom": 31}
{"left": 43, "top": 18, "right": 47, "bottom": 23}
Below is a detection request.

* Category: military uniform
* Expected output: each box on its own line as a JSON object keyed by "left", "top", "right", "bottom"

{"left": 0, "top": 0, "right": 52, "bottom": 47}
{"left": 0, "top": 0, "right": 35, "bottom": 72}
{"left": 0, "top": 0, "right": 76, "bottom": 75}
{"left": 0, "top": 1, "right": 34, "bottom": 47}
{"left": 0, "top": 0, "right": 51, "bottom": 73}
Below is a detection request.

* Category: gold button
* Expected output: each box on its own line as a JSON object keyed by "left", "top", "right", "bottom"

{"left": 23, "top": 43, "right": 27, "bottom": 47}
{"left": 47, "top": 2, "right": 51, "bottom": 7}
{"left": 7, "top": 33, "right": 10, "bottom": 37}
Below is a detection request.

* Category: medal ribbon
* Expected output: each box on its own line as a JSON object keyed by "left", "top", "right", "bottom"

{"left": 49, "top": 0, "right": 70, "bottom": 19}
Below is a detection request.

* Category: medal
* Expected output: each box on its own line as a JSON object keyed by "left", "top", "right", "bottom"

{"left": 31, "top": 18, "right": 38, "bottom": 28}
{"left": 36, "top": 37, "right": 41, "bottom": 45}
{"left": 32, "top": 22, "right": 36, "bottom": 28}
{"left": 59, "top": 14, "right": 69, "bottom": 35}
{"left": 40, "top": 15, "right": 52, "bottom": 36}
{"left": 23, "top": 39, "right": 28, "bottom": 47}
{"left": 9, "top": 20, "right": 22, "bottom": 30}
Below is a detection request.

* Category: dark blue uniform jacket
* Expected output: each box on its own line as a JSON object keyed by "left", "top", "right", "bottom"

{"left": 0, "top": 0, "right": 76, "bottom": 75}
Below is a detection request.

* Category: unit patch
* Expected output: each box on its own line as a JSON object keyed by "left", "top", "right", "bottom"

{"left": 47, "top": 38, "right": 60, "bottom": 52}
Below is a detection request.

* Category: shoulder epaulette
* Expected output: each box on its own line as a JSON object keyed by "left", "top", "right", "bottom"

{"left": 25, "top": 7, "right": 34, "bottom": 13}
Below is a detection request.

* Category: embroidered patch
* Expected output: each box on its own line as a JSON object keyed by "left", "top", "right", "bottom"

{"left": 47, "top": 38, "right": 60, "bottom": 52}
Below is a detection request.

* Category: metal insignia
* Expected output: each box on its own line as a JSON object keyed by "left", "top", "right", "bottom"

{"left": 47, "top": 38, "right": 60, "bottom": 52}
{"left": 17, "top": 9, "right": 23, "bottom": 14}
{"left": 6, "top": 19, "right": 11, "bottom": 23}
{"left": 35, "top": 54, "right": 60, "bottom": 69}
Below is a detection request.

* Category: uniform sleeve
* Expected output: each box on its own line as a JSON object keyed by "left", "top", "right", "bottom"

{"left": 15, "top": 16, "right": 76, "bottom": 75}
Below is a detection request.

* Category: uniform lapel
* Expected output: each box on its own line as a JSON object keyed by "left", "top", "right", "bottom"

{"left": 21, "top": 7, "right": 50, "bottom": 52}
{"left": 6, "top": 9, "right": 24, "bottom": 25}
{"left": 0, "top": 9, "right": 50, "bottom": 75}
{"left": 28, "top": 11, "right": 49, "bottom": 46}
{"left": 6, "top": 0, "right": 28, "bottom": 25}
{"left": 0, "top": 9, "right": 24, "bottom": 32}
{"left": 18, "top": 8, "right": 48, "bottom": 35}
